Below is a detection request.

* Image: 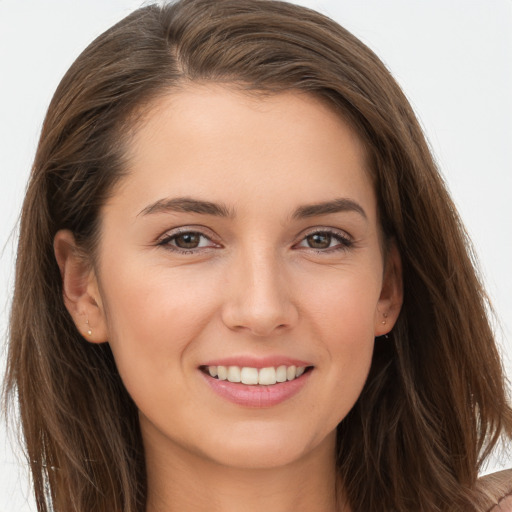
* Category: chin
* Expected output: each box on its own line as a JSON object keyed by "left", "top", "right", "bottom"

{"left": 198, "top": 424, "right": 335, "bottom": 470}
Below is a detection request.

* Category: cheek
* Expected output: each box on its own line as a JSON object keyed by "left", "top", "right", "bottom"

{"left": 300, "top": 265, "right": 380, "bottom": 415}
{"left": 98, "top": 260, "right": 220, "bottom": 385}
{"left": 324, "top": 302, "right": 375, "bottom": 393}
{"left": 301, "top": 261, "right": 382, "bottom": 337}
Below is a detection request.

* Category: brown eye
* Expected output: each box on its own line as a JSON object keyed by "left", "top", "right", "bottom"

{"left": 306, "top": 233, "right": 332, "bottom": 249}
{"left": 158, "top": 230, "right": 218, "bottom": 254}
{"left": 173, "top": 233, "right": 202, "bottom": 249}
{"left": 296, "top": 230, "right": 353, "bottom": 253}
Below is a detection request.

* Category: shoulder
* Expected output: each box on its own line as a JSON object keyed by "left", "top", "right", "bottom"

{"left": 476, "top": 469, "right": 512, "bottom": 512}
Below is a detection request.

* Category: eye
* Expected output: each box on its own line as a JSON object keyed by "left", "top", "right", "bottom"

{"left": 172, "top": 232, "right": 207, "bottom": 249}
{"left": 296, "top": 229, "right": 353, "bottom": 252}
{"left": 158, "top": 230, "right": 218, "bottom": 253}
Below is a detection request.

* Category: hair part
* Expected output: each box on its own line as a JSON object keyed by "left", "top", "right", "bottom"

{"left": 4, "top": 1, "right": 511, "bottom": 511}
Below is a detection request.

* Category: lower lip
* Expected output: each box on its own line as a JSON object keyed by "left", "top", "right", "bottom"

{"left": 200, "top": 369, "right": 312, "bottom": 408}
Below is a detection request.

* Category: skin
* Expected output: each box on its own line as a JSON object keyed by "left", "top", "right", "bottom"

{"left": 55, "top": 85, "right": 402, "bottom": 512}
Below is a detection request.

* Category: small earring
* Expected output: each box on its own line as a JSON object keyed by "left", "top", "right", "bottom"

{"left": 381, "top": 312, "right": 388, "bottom": 325}
{"left": 85, "top": 318, "right": 92, "bottom": 336}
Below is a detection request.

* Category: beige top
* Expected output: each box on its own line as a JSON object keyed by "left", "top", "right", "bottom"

{"left": 476, "top": 469, "right": 512, "bottom": 512}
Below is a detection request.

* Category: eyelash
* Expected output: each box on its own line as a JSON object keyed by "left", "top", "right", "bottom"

{"left": 157, "top": 227, "right": 354, "bottom": 255}
{"left": 296, "top": 229, "right": 353, "bottom": 253}
{"left": 157, "top": 228, "right": 219, "bottom": 255}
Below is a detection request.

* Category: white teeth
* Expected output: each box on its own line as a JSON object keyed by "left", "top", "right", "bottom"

{"left": 276, "top": 365, "right": 287, "bottom": 383}
{"left": 241, "top": 367, "right": 259, "bottom": 385}
{"left": 204, "top": 364, "right": 308, "bottom": 385}
{"left": 227, "top": 366, "right": 241, "bottom": 383}
{"left": 258, "top": 367, "right": 276, "bottom": 385}
{"left": 217, "top": 366, "right": 227, "bottom": 380}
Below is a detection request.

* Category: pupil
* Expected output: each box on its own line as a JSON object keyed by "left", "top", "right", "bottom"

{"left": 308, "top": 233, "right": 331, "bottom": 249}
{"left": 176, "top": 233, "right": 200, "bottom": 249}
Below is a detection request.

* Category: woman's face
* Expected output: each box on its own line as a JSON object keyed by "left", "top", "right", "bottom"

{"left": 72, "top": 85, "right": 401, "bottom": 470}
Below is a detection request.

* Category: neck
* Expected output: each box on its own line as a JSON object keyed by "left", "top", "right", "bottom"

{"left": 143, "top": 427, "right": 346, "bottom": 512}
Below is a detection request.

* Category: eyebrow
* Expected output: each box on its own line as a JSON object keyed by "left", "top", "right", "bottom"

{"left": 139, "top": 197, "right": 235, "bottom": 218}
{"left": 291, "top": 198, "right": 367, "bottom": 221}
{"left": 138, "top": 196, "right": 367, "bottom": 221}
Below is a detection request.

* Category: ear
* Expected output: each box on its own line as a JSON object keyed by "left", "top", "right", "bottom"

{"left": 374, "top": 241, "right": 403, "bottom": 337}
{"left": 54, "top": 229, "right": 108, "bottom": 343}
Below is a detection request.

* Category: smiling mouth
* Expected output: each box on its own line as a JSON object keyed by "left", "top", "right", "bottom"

{"left": 199, "top": 365, "right": 314, "bottom": 386}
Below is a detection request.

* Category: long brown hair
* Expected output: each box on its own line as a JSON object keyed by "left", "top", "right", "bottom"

{"left": 4, "top": 1, "right": 511, "bottom": 511}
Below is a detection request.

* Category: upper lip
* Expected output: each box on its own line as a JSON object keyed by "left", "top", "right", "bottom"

{"left": 200, "top": 356, "right": 313, "bottom": 369}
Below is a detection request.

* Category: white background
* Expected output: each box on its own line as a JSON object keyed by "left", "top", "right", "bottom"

{"left": 1, "top": 1, "right": 511, "bottom": 510}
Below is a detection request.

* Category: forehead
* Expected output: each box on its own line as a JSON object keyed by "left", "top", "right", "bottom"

{"left": 110, "top": 84, "right": 376, "bottom": 222}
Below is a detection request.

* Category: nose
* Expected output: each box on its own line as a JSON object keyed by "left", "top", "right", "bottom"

{"left": 221, "top": 247, "right": 299, "bottom": 337}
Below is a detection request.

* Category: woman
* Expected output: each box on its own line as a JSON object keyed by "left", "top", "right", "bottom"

{"left": 3, "top": 0, "right": 511, "bottom": 510}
